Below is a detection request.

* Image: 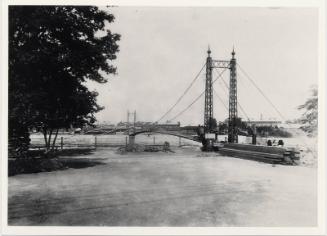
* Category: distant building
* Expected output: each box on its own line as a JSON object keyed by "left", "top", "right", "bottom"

{"left": 278, "top": 123, "right": 301, "bottom": 129}
{"left": 180, "top": 125, "right": 198, "bottom": 135}
{"left": 117, "top": 121, "right": 153, "bottom": 129}
{"left": 245, "top": 120, "right": 282, "bottom": 127}
{"left": 155, "top": 122, "right": 180, "bottom": 131}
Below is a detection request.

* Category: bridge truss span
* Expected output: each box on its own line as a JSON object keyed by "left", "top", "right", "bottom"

{"left": 211, "top": 60, "right": 230, "bottom": 69}
{"left": 131, "top": 130, "right": 201, "bottom": 143}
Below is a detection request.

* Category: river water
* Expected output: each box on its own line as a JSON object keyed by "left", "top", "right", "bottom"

{"left": 30, "top": 132, "right": 316, "bottom": 150}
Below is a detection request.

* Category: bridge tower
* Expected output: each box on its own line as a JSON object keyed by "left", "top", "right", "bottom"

{"left": 204, "top": 46, "right": 213, "bottom": 131}
{"left": 228, "top": 48, "right": 238, "bottom": 143}
{"left": 201, "top": 47, "right": 238, "bottom": 149}
{"left": 127, "top": 110, "right": 137, "bottom": 148}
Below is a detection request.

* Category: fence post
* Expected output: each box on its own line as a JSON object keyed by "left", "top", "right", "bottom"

{"left": 179, "top": 137, "right": 181, "bottom": 147}
{"left": 125, "top": 136, "right": 128, "bottom": 147}
{"left": 61, "top": 137, "right": 63, "bottom": 150}
{"left": 153, "top": 136, "right": 156, "bottom": 145}
{"left": 95, "top": 136, "right": 97, "bottom": 149}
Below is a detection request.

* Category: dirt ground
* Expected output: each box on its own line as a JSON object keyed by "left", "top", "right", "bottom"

{"left": 8, "top": 146, "right": 317, "bottom": 226}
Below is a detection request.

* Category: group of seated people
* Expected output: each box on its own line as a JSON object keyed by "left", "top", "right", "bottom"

{"left": 267, "top": 139, "right": 284, "bottom": 147}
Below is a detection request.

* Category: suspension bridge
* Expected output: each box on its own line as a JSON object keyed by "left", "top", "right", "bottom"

{"left": 119, "top": 46, "right": 291, "bottom": 152}
{"left": 84, "top": 46, "right": 301, "bottom": 162}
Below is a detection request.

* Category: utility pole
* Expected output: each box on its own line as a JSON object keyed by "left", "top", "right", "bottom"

{"left": 127, "top": 110, "right": 130, "bottom": 135}
{"left": 133, "top": 110, "right": 136, "bottom": 134}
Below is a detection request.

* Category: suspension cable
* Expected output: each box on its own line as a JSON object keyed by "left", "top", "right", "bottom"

{"left": 213, "top": 68, "right": 229, "bottom": 84}
{"left": 213, "top": 88, "right": 228, "bottom": 111}
{"left": 237, "top": 63, "right": 316, "bottom": 157}
{"left": 237, "top": 63, "right": 286, "bottom": 120}
{"left": 213, "top": 68, "right": 229, "bottom": 90}
{"left": 155, "top": 62, "right": 206, "bottom": 123}
{"left": 168, "top": 92, "right": 205, "bottom": 122}
{"left": 213, "top": 68, "right": 251, "bottom": 121}
{"left": 238, "top": 102, "right": 251, "bottom": 121}
{"left": 168, "top": 68, "right": 228, "bottom": 122}
{"left": 213, "top": 87, "right": 250, "bottom": 121}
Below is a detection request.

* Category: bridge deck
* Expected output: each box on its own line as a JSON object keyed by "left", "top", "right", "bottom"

{"left": 131, "top": 130, "right": 200, "bottom": 142}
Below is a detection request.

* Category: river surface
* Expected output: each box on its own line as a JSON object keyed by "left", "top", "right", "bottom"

{"left": 30, "top": 132, "right": 316, "bottom": 149}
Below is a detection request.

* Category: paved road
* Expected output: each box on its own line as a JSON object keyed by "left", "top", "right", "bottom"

{"left": 8, "top": 147, "right": 317, "bottom": 226}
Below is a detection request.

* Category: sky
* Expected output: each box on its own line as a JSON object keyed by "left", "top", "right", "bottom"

{"left": 86, "top": 7, "right": 318, "bottom": 126}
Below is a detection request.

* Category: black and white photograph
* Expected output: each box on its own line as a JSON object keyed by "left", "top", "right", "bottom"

{"left": 1, "top": 0, "right": 326, "bottom": 235}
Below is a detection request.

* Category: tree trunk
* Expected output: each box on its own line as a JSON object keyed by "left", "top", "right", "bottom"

{"left": 43, "top": 128, "right": 48, "bottom": 151}
{"left": 47, "top": 129, "right": 53, "bottom": 151}
{"left": 43, "top": 128, "right": 53, "bottom": 153}
{"left": 51, "top": 128, "right": 59, "bottom": 151}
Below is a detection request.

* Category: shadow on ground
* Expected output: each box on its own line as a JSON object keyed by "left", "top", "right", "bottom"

{"left": 59, "top": 157, "right": 105, "bottom": 169}
{"left": 9, "top": 148, "right": 105, "bottom": 176}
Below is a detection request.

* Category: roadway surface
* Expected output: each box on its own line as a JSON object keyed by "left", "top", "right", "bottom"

{"left": 8, "top": 147, "right": 317, "bottom": 226}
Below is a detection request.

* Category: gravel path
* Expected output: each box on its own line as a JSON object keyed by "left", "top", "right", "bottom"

{"left": 8, "top": 147, "right": 317, "bottom": 226}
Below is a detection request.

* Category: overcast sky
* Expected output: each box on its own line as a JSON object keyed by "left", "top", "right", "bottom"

{"left": 86, "top": 7, "right": 318, "bottom": 126}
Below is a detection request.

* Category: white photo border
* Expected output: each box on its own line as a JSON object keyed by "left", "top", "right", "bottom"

{"left": 1, "top": 0, "right": 326, "bottom": 235}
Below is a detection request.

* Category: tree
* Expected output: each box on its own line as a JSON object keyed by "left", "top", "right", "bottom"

{"left": 208, "top": 117, "right": 218, "bottom": 131}
{"left": 221, "top": 117, "right": 247, "bottom": 132}
{"left": 298, "top": 86, "right": 318, "bottom": 136}
{"left": 218, "top": 122, "right": 228, "bottom": 134}
{"left": 234, "top": 117, "right": 248, "bottom": 130}
{"left": 9, "top": 6, "right": 120, "bottom": 155}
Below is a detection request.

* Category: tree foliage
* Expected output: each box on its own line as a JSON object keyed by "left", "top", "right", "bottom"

{"left": 298, "top": 86, "right": 318, "bottom": 136}
{"left": 208, "top": 117, "right": 218, "bottom": 131}
{"left": 9, "top": 6, "right": 120, "bottom": 155}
